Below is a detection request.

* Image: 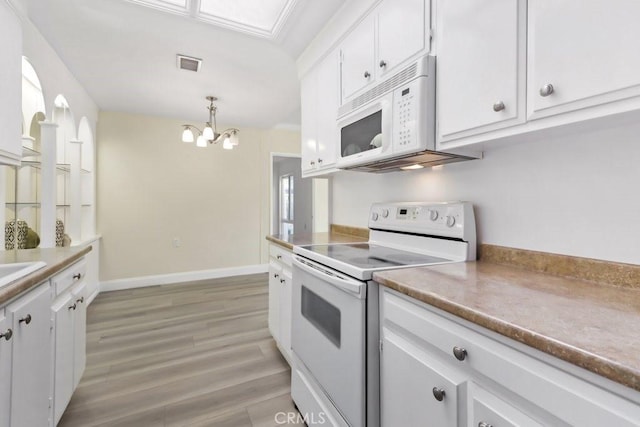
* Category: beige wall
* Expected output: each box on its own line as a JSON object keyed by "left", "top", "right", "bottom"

{"left": 97, "top": 111, "right": 299, "bottom": 281}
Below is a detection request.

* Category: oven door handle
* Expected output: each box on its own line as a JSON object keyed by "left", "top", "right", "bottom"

{"left": 292, "top": 256, "right": 365, "bottom": 297}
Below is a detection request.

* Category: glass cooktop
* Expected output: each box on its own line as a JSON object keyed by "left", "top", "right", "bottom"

{"left": 298, "top": 243, "right": 449, "bottom": 269}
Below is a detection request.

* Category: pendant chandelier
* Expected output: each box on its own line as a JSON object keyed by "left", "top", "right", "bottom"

{"left": 181, "top": 96, "right": 239, "bottom": 149}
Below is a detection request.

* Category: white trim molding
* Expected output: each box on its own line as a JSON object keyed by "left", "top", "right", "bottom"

{"left": 100, "top": 263, "right": 269, "bottom": 293}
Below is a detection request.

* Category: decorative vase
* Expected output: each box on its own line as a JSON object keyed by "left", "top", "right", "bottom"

{"left": 56, "top": 219, "right": 65, "bottom": 247}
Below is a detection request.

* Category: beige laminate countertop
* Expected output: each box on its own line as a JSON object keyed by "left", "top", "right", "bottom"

{"left": 0, "top": 246, "right": 92, "bottom": 305}
{"left": 374, "top": 261, "right": 640, "bottom": 392}
{"left": 266, "top": 231, "right": 369, "bottom": 251}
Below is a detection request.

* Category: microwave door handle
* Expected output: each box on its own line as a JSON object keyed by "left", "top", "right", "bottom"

{"left": 292, "top": 256, "right": 364, "bottom": 297}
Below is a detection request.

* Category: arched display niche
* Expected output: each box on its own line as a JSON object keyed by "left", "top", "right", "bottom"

{"left": 77, "top": 117, "right": 96, "bottom": 240}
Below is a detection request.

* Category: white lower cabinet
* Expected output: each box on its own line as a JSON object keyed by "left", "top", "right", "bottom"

{"left": 268, "top": 244, "right": 293, "bottom": 362}
{"left": 7, "top": 282, "right": 53, "bottom": 427}
{"left": 380, "top": 287, "right": 640, "bottom": 427}
{"left": 0, "top": 310, "right": 12, "bottom": 427}
{"left": 381, "top": 332, "right": 463, "bottom": 426}
{"left": 52, "top": 260, "right": 87, "bottom": 425}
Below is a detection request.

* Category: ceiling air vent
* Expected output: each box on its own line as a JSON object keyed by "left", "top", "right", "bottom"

{"left": 177, "top": 54, "right": 202, "bottom": 72}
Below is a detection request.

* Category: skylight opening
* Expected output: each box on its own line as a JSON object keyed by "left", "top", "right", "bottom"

{"left": 122, "top": 0, "right": 298, "bottom": 38}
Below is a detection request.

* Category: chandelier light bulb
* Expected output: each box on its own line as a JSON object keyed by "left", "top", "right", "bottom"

{"left": 196, "top": 135, "right": 207, "bottom": 147}
{"left": 223, "top": 136, "right": 233, "bottom": 150}
{"left": 230, "top": 131, "right": 239, "bottom": 146}
{"left": 182, "top": 127, "right": 194, "bottom": 143}
{"left": 202, "top": 125, "right": 214, "bottom": 141}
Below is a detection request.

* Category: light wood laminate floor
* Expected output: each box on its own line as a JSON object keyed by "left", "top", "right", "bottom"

{"left": 59, "top": 273, "right": 302, "bottom": 427}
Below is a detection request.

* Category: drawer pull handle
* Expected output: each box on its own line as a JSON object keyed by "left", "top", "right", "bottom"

{"left": 539, "top": 83, "right": 554, "bottom": 97}
{"left": 453, "top": 346, "right": 467, "bottom": 361}
{"left": 19, "top": 314, "right": 32, "bottom": 325}
{"left": 76, "top": 297, "right": 84, "bottom": 304}
{"left": 0, "top": 329, "right": 12, "bottom": 341}
{"left": 273, "top": 273, "right": 279, "bottom": 278}
{"left": 364, "top": 71, "right": 371, "bottom": 79}
{"left": 276, "top": 255, "right": 282, "bottom": 260}
{"left": 280, "top": 279, "right": 286, "bottom": 284}
{"left": 432, "top": 387, "right": 446, "bottom": 401}
{"left": 379, "top": 60, "right": 387, "bottom": 68}
{"left": 479, "top": 422, "right": 494, "bottom": 427}
{"left": 73, "top": 273, "right": 82, "bottom": 280}
{"left": 492, "top": 101, "right": 505, "bottom": 112}
{"left": 68, "top": 303, "right": 77, "bottom": 311}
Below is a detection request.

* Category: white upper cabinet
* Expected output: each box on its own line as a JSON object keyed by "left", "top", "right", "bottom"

{"left": 0, "top": 2, "right": 23, "bottom": 166}
{"left": 528, "top": 0, "right": 640, "bottom": 120}
{"left": 340, "top": 0, "right": 431, "bottom": 103}
{"left": 300, "top": 50, "right": 340, "bottom": 176}
{"left": 340, "top": 15, "right": 376, "bottom": 101}
{"left": 377, "top": 0, "right": 430, "bottom": 79}
{"left": 437, "top": 0, "right": 526, "bottom": 144}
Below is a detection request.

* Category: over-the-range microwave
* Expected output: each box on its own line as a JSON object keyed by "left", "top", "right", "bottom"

{"left": 336, "top": 55, "right": 480, "bottom": 172}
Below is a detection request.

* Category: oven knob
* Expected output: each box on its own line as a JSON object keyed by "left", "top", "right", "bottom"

{"left": 446, "top": 216, "right": 456, "bottom": 227}
{"left": 381, "top": 209, "right": 389, "bottom": 218}
{"left": 429, "top": 210, "right": 439, "bottom": 221}
{"left": 371, "top": 212, "right": 379, "bottom": 221}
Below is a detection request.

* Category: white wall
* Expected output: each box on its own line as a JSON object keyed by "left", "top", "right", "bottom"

{"left": 333, "top": 120, "right": 640, "bottom": 265}
{"left": 97, "top": 111, "right": 300, "bottom": 281}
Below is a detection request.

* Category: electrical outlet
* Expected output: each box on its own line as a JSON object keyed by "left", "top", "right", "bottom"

{"left": 172, "top": 238, "right": 181, "bottom": 248}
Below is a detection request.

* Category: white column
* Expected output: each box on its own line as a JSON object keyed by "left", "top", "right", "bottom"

{"left": 68, "top": 139, "right": 82, "bottom": 243}
{"left": 39, "top": 120, "right": 58, "bottom": 248}
{"left": 0, "top": 165, "right": 6, "bottom": 250}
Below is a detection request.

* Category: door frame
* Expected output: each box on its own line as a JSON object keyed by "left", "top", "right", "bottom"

{"left": 269, "top": 153, "right": 301, "bottom": 235}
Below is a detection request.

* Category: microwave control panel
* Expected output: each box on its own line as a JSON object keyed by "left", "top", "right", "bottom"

{"left": 395, "top": 86, "right": 416, "bottom": 148}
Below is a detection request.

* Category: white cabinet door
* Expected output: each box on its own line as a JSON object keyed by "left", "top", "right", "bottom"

{"left": 315, "top": 51, "right": 340, "bottom": 169}
{"left": 0, "top": 312, "right": 12, "bottom": 427}
{"left": 468, "top": 383, "right": 544, "bottom": 427}
{"left": 377, "top": 0, "right": 430, "bottom": 79}
{"left": 278, "top": 268, "right": 293, "bottom": 359}
{"left": 528, "top": 0, "right": 640, "bottom": 120}
{"left": 52, "top": 293, "right": 75, "bottom": 425}
{"left": 437, "top": 0, "right": 526, "bottom": 144}
{"left": 72, "top": 281, "right": 87, "bottom": 389}
{"left": 381, "top": 330, "right": 464, "bottom": 427}
{"left": 340, "top": 15, "right": 375, "bottom": 100}
{"left": 0, "top": 1, "right": 23, "bottom": 166}
{"left": 268, "top": 260, "right": 283, "bottom": 341}
{"left": 300, "top": 69, "right": 319, "bottom": 173}
{"left": 8, "top": 283, "right": 52, "bottom": 427}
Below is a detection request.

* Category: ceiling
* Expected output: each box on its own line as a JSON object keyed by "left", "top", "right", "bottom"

{"left": 22, "top": 0, "right": 345, "bottom": 128}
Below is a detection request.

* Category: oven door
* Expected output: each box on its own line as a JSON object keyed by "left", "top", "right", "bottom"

{"left": 292, "top": 255, "right": 366, "bottom": 427}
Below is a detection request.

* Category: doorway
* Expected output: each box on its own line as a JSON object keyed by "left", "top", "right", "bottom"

{"left": 271, "top": 155, "right": 329, "bottom": 235}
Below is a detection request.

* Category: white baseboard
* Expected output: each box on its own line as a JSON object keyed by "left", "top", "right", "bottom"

{"left": 99, "top": 264, "right": 269, "bottom": 293}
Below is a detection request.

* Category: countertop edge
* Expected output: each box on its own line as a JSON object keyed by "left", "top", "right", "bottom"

{"left": 375, "top": 274, "right": 640, "bottom": 392}
{"left": 265, "top": 235, "right": 294, "bottom": 251}
{"left": 0, "top": 246, "right": 92, "bottom": 305}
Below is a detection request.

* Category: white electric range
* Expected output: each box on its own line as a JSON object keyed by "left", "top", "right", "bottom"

{"left": 290, "top": 201, "right": 477, "bottom": 427}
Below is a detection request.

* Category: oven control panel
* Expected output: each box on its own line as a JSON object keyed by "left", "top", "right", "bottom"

{"left": 369, "top": 201, "right": 475, "bottom": 242}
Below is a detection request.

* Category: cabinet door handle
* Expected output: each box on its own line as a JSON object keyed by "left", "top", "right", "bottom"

{"left": 453, "top": 346, "right": 467, "bottom": 361}
{"left": 19, "top": 314, "right": 32, "bottom": 325}
{"left": 364, "top": 71, "right": 371, "bottom": 79}
{"left": 478, "top": 422, "right": 494, "bottom": 427}
{"left": 68, "top": 303, "right": 77, "bottom": 311}
{"left": 432, "top": 387, "right": 446, "bottom": 401}
{"left": 273, "top": 273, "right": 279, "bottom": 278}
{"left": 310, "top": 161, "right": 315, "bottom": 166}
{"left": 76, "top": 297, "right": 84, "bottom": 304}
{"left": 317, "top": 158, "right": 323, "bottom": 164}
{"left": 73, "top": 273, "right": 82, "bottom": 280}
{"left": 379, "top": 60, "right": 387, "bottom": 68}
{"left": 0, "top": 329, "right": 12, "bottom": 341}
{"left": 276, "top": 255, "right": 282, "bottom": 260}
{"left": 280, "top": 279, "right": 286, "bottom": 284}
{"left": 539, "top": 83, "right": 554, "bottom": 97}
{"left": 492, "top": 101, "right": 505, "bottom": 112}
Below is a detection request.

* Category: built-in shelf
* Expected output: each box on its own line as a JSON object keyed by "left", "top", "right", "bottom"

{"left": 21, "top": 146, "right": 41, "bottom": 158}
{"left": 6, "top": 202, "right": 41, "bottom": 207}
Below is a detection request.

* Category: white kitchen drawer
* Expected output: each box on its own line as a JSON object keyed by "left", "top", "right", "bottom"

{"left": 468, "top": 382, "right": 543, "bottom": 427}
{"left": 382, "top": 289, "right": 640, "bottom": 426}
{"left": 52, "top": 259, "right": 86, "bottom": 296}
{"left": 269, "top": 244, "right": 292, "bottom": 267}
